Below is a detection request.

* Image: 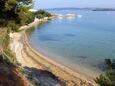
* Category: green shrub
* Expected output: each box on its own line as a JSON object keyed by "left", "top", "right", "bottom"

{"left": 95, "top": 59, "right": 115, "bottom": 86}
{"left": 3, "top": 48, "right": 16, "bottom": 63}
{"left": 0, "top": 0, "right": 34, "bottom": 32}
{"left": 105, "top": 59, "right": 115, "bottom": 69}
{"left": 0, "top": 29, "right": 10, "bottom": 49}
{"left": 0, "top": 29, "right": 16, "bottom": 63}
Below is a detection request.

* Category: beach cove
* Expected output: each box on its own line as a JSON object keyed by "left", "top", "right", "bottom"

{"left": 9, "top": 17, "right": 97, "bottom": 86}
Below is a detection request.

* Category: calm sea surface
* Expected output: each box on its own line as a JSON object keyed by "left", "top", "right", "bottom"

{"left": 29, "top": 10, "right": 115, "bottom": 77}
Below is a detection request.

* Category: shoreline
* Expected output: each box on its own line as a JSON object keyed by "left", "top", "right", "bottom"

{"left": 10, "top": 18, "right": 97, "bottom": 86}
{"left": 29, "top": 42, "right": 101, "bottom": 78}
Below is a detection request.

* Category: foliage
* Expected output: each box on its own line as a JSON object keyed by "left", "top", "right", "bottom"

{"left": 3, "top": 48, "right": 16, "bottom": 63}
{"left": 105, "top": 59, "right": 115, "bottom": 69}
{"left": 0, "top": 29, "right": 10, "bottom": 49}
{"left": 95, "top": 59, "right": 115, "bottom": 86}
{"left": 0, "top": 0, "right": 34, "bottom": 31}
{"left": 0, "top": 29, "right": 16, "bottom": 63}
{"left": 35, "top": 10, "right": 52, "bottom": 19}
{"left": 0, "top": 0, "right": 34, "bottom": 62}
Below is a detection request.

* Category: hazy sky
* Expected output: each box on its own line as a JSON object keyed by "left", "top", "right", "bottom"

{"left": 34, "top": 0, "right": 115, "bottom": 9}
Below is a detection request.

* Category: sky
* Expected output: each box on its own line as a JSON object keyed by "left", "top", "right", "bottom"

{"left": 34, "top": 0, "right": 115, "bottom": 9}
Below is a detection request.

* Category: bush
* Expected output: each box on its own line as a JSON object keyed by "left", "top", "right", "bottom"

{"left": 0, "top": 29, "right": 16, "bottom": 63}
{"left": 105, "top": 59, "right": 115, "bottom": 69}
{"left": 0, "top": 29, "right": 10, "bottom": 49}
{"left": 0, "top": 0, "right": 34, "bottom": 32}
{"left": 95, "top": 59, "right": 115, "bottom": 86}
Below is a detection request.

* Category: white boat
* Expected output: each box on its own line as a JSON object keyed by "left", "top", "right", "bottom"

{"left": 66, "top": 13, "right": 76, "bottom": 17}
{"left": 65, "top": 13, "right": 76, "bottom": 19}
{"left": 56, "top": 13, "right": 82, "bottom": 20}
{"left": 77, "top": 15, "right": 82, "bottom": 18}
{"left": 57, "top": 14, "right": 64, "bottom": 19}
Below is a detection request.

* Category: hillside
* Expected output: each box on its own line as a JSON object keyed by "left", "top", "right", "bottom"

{"left": 0, "top": 54, "right": 30, "bottom": 86}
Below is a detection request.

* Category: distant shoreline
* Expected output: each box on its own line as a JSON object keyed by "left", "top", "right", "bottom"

{"left": 45, "top": 7, "right": 115, "bottom": 11}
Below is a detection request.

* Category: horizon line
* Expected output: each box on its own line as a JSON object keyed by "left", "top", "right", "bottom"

{"left": 36, "top": 7, "right": 115, "bottom": 10}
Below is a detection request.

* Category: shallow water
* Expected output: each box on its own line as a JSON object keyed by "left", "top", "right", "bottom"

{"left": 29, "top": 10, "right": 115, "bottom": 77}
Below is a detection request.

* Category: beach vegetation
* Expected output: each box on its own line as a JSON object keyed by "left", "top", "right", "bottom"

{"left": 0, "top": 29, "right": 16, "bottom": 63}
{"left": 0, "top": 29, "right": 10, "bottom": 49}
{"left": 3, "top": 48, "right": 16, "bottom": 63}
{"left": 105, "top": 59, "right": 115, "bottom": 69}
{"left": 0, "top": 0, "right": 35, "bottom": 63}
{"left": 0, "top": 0, "right": 34, "bottom": 32}
{"left": 0, "top": 0, "right": 52, "bottom": 67}
{"left": 95, "top": 59, "right": 115, "bottom": 86}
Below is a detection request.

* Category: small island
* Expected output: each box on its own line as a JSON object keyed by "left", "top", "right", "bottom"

{"left": 92, "top": 8, "right": 115, "bottom": 11}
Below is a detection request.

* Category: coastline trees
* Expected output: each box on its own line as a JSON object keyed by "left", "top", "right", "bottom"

{"left": 0, "top": 0, "right": 34, "bottom": 63}
{"left": 35, "top": 10, "right": 52, "bottom": 19}
{"left": 0, "top": 0, "right": 34, "bottom": 31}
{"left": 0, "top": 0, "right": 52, "bottom": 63}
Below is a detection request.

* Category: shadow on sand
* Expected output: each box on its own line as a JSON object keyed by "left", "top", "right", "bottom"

{"left": 24, "top": 67, "right": 66, "bottom": 86}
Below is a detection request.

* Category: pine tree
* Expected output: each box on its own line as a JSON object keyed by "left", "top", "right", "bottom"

{"left": 0, "top": 0, "right": 34, "bottom": 31}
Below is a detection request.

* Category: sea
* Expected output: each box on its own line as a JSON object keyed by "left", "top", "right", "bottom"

{"left": 28, "top": 9, "right": 115, "bottom": 77}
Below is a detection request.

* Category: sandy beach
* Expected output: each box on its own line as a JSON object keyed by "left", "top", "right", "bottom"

{"left": 9, "top": 18, "right": 98, "bottom": 86}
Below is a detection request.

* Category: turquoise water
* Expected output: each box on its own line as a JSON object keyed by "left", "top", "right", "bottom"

{"left": 29, "top": 10, "right": 115, "bottom": 77}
